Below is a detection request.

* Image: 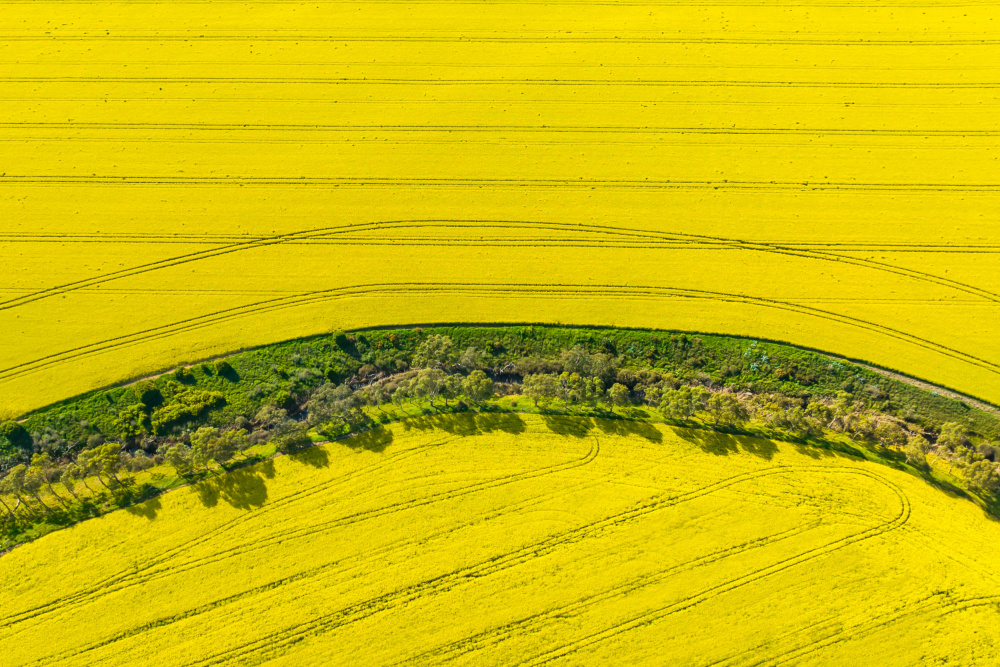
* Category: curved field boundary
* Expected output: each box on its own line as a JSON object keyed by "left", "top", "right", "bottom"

{"left": 181, "top": 464, "right": 908, "bottom": 667}
{"left": 2, "top": 219, "right": 997, "bottom": 316}
{"left": 516, "top": 466, "right": 910, "bottom": 666}
{"left": 14, "top": 436, "right": 610, "bottom": 667}
{"left": 0, "top": 434, "right": 599, "bottom": 634}
{"left": 2, "top": 283, "right": 998, "bottom": 387}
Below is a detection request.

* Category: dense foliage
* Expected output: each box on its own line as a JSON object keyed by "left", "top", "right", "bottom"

{"left": 2, "top": 325, "right": 999, "bottom": 547}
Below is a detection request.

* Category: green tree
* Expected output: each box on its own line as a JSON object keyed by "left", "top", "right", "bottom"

{"left": 30, "top": 453, "right": 70, "bottom": 509}
{"left": 20, "top": 464, "right": 50, "bottom": 513}
{"left": 0, "top": 466, "right": 30, "bottom": 514}
{"left": 938, "top": 422, "right": 970, "bottom": 452}
{"left": 413, "top": 334, "right": 455, "bottom": 369}
{"left": 162, "top": 443, "right": 195, "bottom": 476}
{"left": 413, "top": 368, "right": 448, "bottom": 407}
{"left": 874, "top": 421, "right": 907, "bottom": 449}
{"left": 273, "top": 423, "right": 313, "bottom": 454}
{"left": 60, "top": 463, "right": 85, "bottom": 499}
{"left": 0, "top": 421, "right": 33, "bottom": 460}
{"left": 191, "top": 426, "right": 239, "bottom": 468}
{"left": 462, "top": 370, "right": 494, "bottom": 405}
{"left": 608, "top": 383, "right": 630, "bottom": 413}
{"left": 707, "top": 393, "right": 748, "bottom": 427}
{"left": 966, "top": 460, "right": 1000, "bottom": 496}
{"left": 522, "top": 374, "right": 559, "bottom": 408}
{"left": 905, "top": 434, "right": 930, "bottom": 469}
{"left": 440, "top": 374, "right": 463, "bottom": 407}
{"left": 457, "top": 347, "right": 486, "bottom": 371}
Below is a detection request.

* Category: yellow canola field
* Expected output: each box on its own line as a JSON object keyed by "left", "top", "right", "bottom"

{"left": 2, "top": 2, "right": 1000, "bottom": 415}
{"left": 1, "top": 414, "right": 999, "bottom": 666}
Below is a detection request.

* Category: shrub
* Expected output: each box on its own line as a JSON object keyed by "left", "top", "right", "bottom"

{"left": 132, "top": 380, "right": 163, "bottom": 408}
{"left": 173, "top": 367, "right": 195, "bottom": 384}
{"left": 0, "top": 421, "right": 33, "bottom": 459}
{"left": 150, "top": 390, "right": 226, "bottom": 434}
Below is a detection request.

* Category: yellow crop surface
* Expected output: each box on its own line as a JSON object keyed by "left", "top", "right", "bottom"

{"left": 2, "top": 2, "right": 1000, "bottom": 415}
{"left": 1, "top": 415, "right": 998, "bottom": 665}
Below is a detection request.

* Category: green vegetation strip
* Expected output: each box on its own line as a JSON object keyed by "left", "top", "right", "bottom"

{"left": 2, "top": 325, "right": 998, "bottom": 551}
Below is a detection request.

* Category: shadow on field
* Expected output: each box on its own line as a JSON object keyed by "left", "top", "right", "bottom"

{"left": 343, "top": 427, "right": 394, "bottom": 453}
{"left": 594, "top": 416, "right": 663, "bottom": 443}
{"left": 290, "top": 445, "right": 331, "bottom": 467}
{"left": 125, "top": 496, "right": 162, "bottom": 520}
{"left": 402, "top": 411, "right": 527, "bottom": 437}
{"left": 671, "top": 426, "right": 778, "bottom": 460}
{"left": 194, "top": 459, "right": 275, "bottom": 510}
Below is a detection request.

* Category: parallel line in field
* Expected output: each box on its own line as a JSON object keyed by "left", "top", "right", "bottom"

{"left": 4, "top": 77, "right": 1000, "bottom": 88}
{"left": 27, "top": 457, "right": 618, "bottom": 667}
{"left": 0, "top": 436, "right": 599, "bottom": 636}
{"left": 2, "top": 176, "right": 996, "bottom": 190}
{"left": 5, "top": 35, "right": 1000, "bottom": 44}
{"left": 757, "top": 592, "right": 1000, "bottom": 666}
{"left": 2, "top": 219, "right": 996, "bottom": 329}
{"left": 0, "top": 435, "right": 458, "bottom": 630}
{"left": 517, "top": 469, "right": 910, "bottom": 665}
{"left": 187, "top": 465, "right": 906, "bottom": 666}
{"left": 5, "top": 122, "right": 999, "bottom": 136}
{"left": 401, "top": 520, "right": 824, "bottom": 664}
{"left": 2, "top": 283, "right": 998, "bottom": 385}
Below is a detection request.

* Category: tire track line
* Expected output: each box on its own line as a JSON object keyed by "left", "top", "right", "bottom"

{"left": 517, "top": 469, "right": 910, "bottom": 665}
{"left": 183, "top": 465, "right": 900, "bottom": 667}
{"left": 0, "top": 435, "right": 597, "bottom": 634}
{"left": 3, "top": 282, "right": 997, "bottom": 385}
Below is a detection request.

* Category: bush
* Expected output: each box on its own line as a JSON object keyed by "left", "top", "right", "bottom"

{"left": 150, "top": 390, "right": 226, "bottom": 434}
{"left": 132, "top": 380, "right": 163, "bottom": 408}
{"left": 0, "top": 421, "right": 33, "bottom": 459}
{"left": 173, "top": 367, "right": 195, "bottom": 384}
{"left": 213, "top": 360, "right": 237, "bottom": 380}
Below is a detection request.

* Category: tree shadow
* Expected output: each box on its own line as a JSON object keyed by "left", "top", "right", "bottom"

{"left": 193, "top": 466, "right": 269, "bottom": 510}
{"left": 594, "top": 417, "right": 663, "bottom": 443}
{"left": 671, "top": 426, "right": 741, "bottom": 456}
{"left": 124, "top": 496, "right": 161, "bottom": 520}
{"left": 290, "top": 446, "right": 331, "bottom": 467}
{"left": 344, "top": 427, "right": 394, "bottom": 453}
{"left": 400, "top": 411, "right": 526, "bottom": 437}
{"left": 540, "top": 414, "right": 594, "bottom": 438}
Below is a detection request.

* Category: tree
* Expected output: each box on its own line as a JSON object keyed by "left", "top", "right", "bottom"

{"left": 273, "top": 423, "right": 313, "bottom": 454}
{"left": 30, "top": 453, "right": 70, "bottom": 509}
{"left": 457, "top": 347, "right": 486, "bottom": 371}
{"left": 366, "top": 384, "right": 390, "bottom": 413}
{"left": 707, "top": 393, "right": 748, "bottom": 427}
{"left": 874, "top": 421, "right": 907, "bottom": 449}
{"left": 522, "top": 374, "right": 559, "bottom": 408}
{"left": 94, "top": 442, "right": 125, "bottom": 486}
{"left": 255, "top": 404, "right": 289, "bottom": 429}
{"left": 413, "top": 368, "right": 447, "bottom": 407}
{"left": 608, "top": 383, "right": 630, "bottom": 413}
{"left": 0, "top": 479, "right": 14, "bottom": 521}
{"left": 905, "top": 434, "right": 930, "bottom": 469}
{"left": 0, "top": 466, "right": 30, "bottom": 514}
{"left": 560, "top": 345, "right": 619, "bottom": 384}
{"left": 60, "top": 463, "right": 84, "bottom": 499}
{"left": 20, "top": 464, "right": 50, "bottom": 513}
{"left": 966, "top": 460, "right": 1000, "bottom": 496}
{"left": 462, "top": 370, "right": 494, "bottom": 405}
{"left": 413, "top": 334, "right": 455, "bottom": 369}
{"left": 660, "top": 386, "right": 709, "bottom": 421}
{"left": 191, "top": 426, "right": 239, "bottom": 468}
{"left": 938, "top": 422, "right": 970, "bottom": 452}
{"left": 162, "top": 443, "right": 195, "bottom": 476}
{"left": 0, "top": 421, "right": 33, "bottom": 460}
{"left": 440, "top": 374, "right": 463, "bottom": 408}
